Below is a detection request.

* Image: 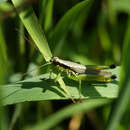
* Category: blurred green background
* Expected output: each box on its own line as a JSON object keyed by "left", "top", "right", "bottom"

{"left": 0, "top": 0, "right": 130, "bottom": 130}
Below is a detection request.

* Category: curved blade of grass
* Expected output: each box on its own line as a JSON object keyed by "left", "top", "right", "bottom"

{"left": 0, "top": 67, "right": 119, "bottom": 106}
{"left": 11, "top": 0, "right": 76, "bottom": 103}
{"left": 49, "top": 0, "right": 92, "bottom": 54}
{"left": 39, "top": 0, "right": 53, "bottom": 32}
{"left": 43, "top": 0, "right": 53, "bottom": 32}
{"left": 11, "top": 0, "right": 52, "bottom": 62}
{"left": 24, "top": 99, "right": 111, "bottom": 130}
{"left": 104, "top": 18, "right": 130, "bottom": 130}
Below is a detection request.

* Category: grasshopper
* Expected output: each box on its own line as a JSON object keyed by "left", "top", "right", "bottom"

{"left": 49, "top": 56, "right": 117, "bottom": 102}
{"left": 51, "top": 56, "right": 116, "bottom": 82}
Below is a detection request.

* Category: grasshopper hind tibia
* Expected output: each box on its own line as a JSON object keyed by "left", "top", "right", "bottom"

{"left": 111, "top": 75, "right": 117, "bottom": 79}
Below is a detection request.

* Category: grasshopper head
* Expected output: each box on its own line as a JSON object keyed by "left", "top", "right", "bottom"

{"left": 50, "top": 56, "right": 60, "bottom": 64}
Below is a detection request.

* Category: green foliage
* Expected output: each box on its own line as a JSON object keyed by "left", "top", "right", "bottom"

{"left": 0, "top": 67, "right": 119, "bottom": 106}
{"left": 104, "top": 17, "right": 130, "bottom": 130}
{"left": 24, "top": 99, "right": 111, "bottom": 130}
{"left": 11, "top": 0, "right": 52, "bottom": 62}
{"left": 0, "top": 0, "right": 7, "bottom": 4}
{"left": 0, "top": 0, "right": 129, "bottom": 129}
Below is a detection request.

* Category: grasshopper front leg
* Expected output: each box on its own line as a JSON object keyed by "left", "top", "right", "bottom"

{"left": 54, "top": 66, "right": 76, "bottom": 103}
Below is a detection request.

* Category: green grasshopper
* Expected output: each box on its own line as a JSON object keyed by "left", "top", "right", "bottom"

{"left": 48, "top": 56, "right": 117, "bottom": 102}
{"left": 51, "top": 56, "right": 116, "bottom": 82}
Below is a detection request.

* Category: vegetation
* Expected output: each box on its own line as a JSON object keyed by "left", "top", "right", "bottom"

{"left": 0, "top": 0, "right": 130, "bottom": 130}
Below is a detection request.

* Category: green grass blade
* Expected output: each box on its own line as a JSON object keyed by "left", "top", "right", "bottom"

{"left": 0, "top": 68, "right": 8, "bottom": 130}
{"left": 104, "top": 17, "right": 130, "bottom": 130}
{"left": 11, "top": 0, "right": 52, "bottom": 62}
{"left": 24, "top": 99, "right": 111, "bottom": 130}
{"left": 39, "top": 0, "right": 53, "bottom": 32}
{"left": 0, "top": 67, "right": 119, "bottom": 106}
{"left": 98, "top": 14, "right": 112, "bottom": 52}
{"left": 18, "top": 22, "right": 25, "bottom": 56}
{"left": 0, "top": 98, "right": 8, "bottom": 130}
{"left": 44, "top": 0, "right": 53, "bottom": 32}
{"left": 9, "top": 104, "right": 22, "bottom": 130}
{"left": 50, "top": 0, "right": 92, "bottom": 54}
{"left": 0, "top": 20, "right": 8, "bottom": 84}
{"left": 11, "top": 0, "right": 75, "bottom": 103}
{"left": 108, "top": 0, "right": 117, "bottom": 25}
{"left": 0, "top": 8, "right": 10, "bottom": 130}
